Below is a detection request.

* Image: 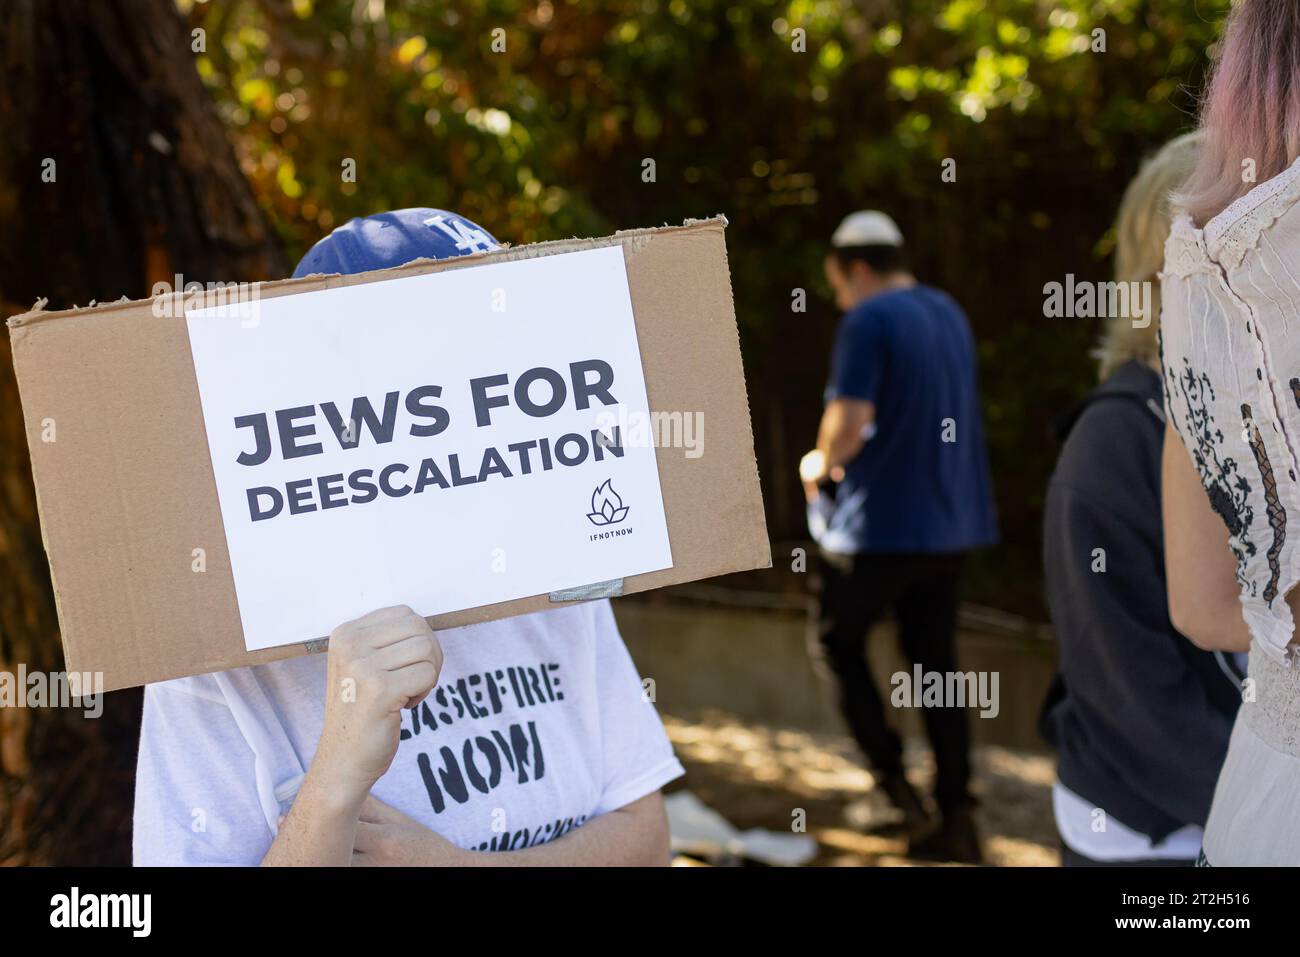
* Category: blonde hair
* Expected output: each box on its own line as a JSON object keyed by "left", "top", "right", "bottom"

{"left": 1096, "top": 131, "right": 1203, "bottom": 380}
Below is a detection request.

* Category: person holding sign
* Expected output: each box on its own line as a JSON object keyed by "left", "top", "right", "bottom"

{"left": 132, "top": 210, "right": 684, "bottom": 865}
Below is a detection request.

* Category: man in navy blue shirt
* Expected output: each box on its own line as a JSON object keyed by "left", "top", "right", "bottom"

{"left": 801, "top": 211, "right": 997, "bottom": 863}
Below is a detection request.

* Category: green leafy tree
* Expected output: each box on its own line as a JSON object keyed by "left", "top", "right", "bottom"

{"left": 186, "top": 0, "right": 1226, "bottom": 614}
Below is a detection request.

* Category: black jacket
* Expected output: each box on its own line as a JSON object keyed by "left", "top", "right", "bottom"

{"left": 1039, "top": 360, "right": 1243, "bottom": 843}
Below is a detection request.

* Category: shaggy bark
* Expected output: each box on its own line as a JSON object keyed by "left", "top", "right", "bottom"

{"left": 0, "top": 0, "right": 286, "bottom": 864}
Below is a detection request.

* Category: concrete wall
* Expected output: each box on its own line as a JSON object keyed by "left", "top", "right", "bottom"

{"left": 612, "top": 594, "right": 1058, "bottom": 752}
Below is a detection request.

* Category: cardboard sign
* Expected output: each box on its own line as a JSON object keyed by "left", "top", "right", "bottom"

{"left": 8, "top": 217, "right": 770, "bottom": 691}
{"left": 186, "top": 246, "right": 673, "bottom": 651}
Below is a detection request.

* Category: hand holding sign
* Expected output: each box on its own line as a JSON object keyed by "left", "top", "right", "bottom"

{"left": 314, "top": 605, "right": 444, "bottom": 799}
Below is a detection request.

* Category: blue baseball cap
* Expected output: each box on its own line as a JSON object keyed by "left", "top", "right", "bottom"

{"left": 292, "top": 208, "right": 500, "bottom": 278}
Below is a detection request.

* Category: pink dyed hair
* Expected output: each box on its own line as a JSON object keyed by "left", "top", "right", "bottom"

{"left": 1178, "top": 0, "right": 1300, "bottom": 226}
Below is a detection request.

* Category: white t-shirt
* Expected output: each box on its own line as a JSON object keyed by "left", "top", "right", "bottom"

{"left": 132, "top": 600, "right": 683, "bottom": 865}
{"left": 1052, "top": 783, "right": 1204, "bottom": 862}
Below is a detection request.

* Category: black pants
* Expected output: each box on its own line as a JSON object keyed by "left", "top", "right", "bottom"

{"left": 812, "top": 549, "right": 972, "bottom": 812}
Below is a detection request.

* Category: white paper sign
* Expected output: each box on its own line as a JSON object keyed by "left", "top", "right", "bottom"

{"left": 186, "top": 246, "right": 673, "bottom": 651}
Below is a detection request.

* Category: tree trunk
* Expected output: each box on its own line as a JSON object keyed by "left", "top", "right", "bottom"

{"left": 0, "top": 0, "right": 286, "bottom": 864}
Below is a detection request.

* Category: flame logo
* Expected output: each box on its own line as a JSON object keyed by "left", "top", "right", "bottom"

{"left": 586, "top": 479, "right": 630, "bottom": 526}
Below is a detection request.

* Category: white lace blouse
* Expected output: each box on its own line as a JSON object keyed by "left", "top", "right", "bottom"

{"left": 1160, "top": 156, "right": 1300, "bottom": 667}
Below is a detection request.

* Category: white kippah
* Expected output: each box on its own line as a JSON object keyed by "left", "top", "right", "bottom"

{"left": 830, "top": 210, "right": 904, "bottom": 248}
